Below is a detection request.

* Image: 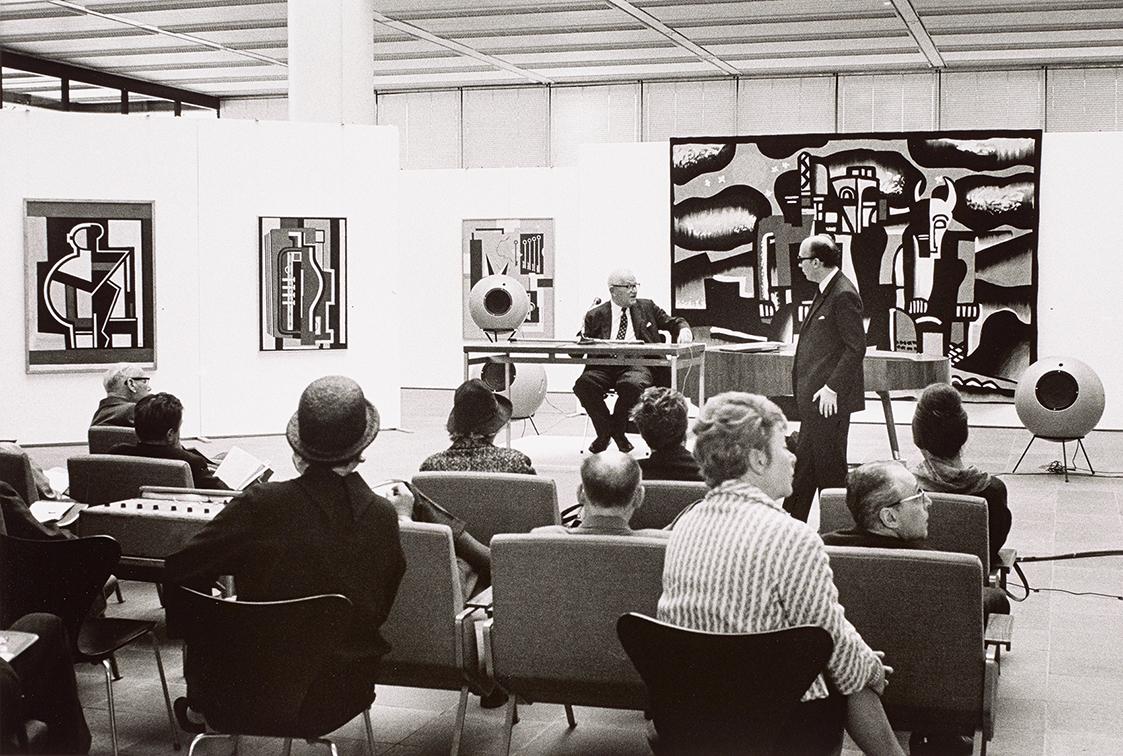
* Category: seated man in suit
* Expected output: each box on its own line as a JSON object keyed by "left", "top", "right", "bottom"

{"left": 89, "top": 363, "right": 151, "bottom": 427}
{"left": 574, "top": 268, "right": 692, "bottom": 454}
{"left": 109, "top": 393, "right": 229, "bottom": 491}
{"left": 535, "top": 451, "right": 668, "bottom": 538}
{"left": 165, "top": 375, "right": 406, "bottom": 734}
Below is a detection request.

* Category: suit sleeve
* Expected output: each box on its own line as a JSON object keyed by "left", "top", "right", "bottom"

{"left": 582, "top": 307, "right": 599, "bottom": 339}
{"left": 649, "top": 301, "right": 689, "bottom": 339}
{"left": 825, "top": 288, "right": 865, "bottom": 393}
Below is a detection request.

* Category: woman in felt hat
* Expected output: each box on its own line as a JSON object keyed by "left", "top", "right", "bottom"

{"left": 910, "top": 382, "right": 1012, "bottom": 561}
{"left": 419, "top": 378, "right": 536, "bottom": 475}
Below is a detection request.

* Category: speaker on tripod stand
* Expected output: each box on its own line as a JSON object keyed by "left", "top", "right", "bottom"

{"left": 1012, "top": 357, "right": 1104, "bottom": 482}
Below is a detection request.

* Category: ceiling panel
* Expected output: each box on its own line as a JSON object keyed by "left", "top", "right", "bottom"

{"left": 3, "top": 1, "right": 1123, "bottom": 101}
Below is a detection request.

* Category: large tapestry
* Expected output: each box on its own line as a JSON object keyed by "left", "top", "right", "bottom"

{"left": 24, "top": 200, "right": 155, "bottom": 373}
{"left": 259, "top": 216, "right": 347, "bottom": 351}
{"left": 671, "top": 131, "right": 1041, "bottom": 397}
{"left": 462, "top": 218, "right": 555, "bottom": 339}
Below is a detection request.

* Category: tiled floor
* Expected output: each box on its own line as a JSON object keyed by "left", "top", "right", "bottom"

{"left": 23, "top": 389, "right": 1123, "bottom": 755}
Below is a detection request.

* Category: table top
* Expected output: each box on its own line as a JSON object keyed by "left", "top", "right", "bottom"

{"left": 463, "top": 340, "right": 706, "bottom": 357}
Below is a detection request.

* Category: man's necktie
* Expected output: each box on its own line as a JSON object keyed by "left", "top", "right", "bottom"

{"left": 616, "top": 308, "right": 628, "bottom": 340}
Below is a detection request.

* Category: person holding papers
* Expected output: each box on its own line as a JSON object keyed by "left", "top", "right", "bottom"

{"left": 573, "top": 268, "right": 692, "bottom": 454}
{"left": 109, "top": 393, "right": 230, "bottom": 491}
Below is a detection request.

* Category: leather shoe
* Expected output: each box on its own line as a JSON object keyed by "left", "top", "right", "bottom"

{"left": 173, "top": 697, "right": 206, "bottom": 734}
{"left": 479, "top": 688, "right": 509, "bottom": 709}
{"left": 614, "top": 436, "right": 634, "bottom": 453}
{"left": 588, "top": 435, "right": 611, "bottom": 453}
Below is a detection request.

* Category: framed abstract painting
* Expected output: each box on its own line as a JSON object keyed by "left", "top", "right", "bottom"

{"left": 24, "top": 199, "right": 156, "bottom": 373}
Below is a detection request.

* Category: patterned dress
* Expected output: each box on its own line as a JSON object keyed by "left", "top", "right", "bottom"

{"left": 658, "top": 478, "right": 884, "bottom": 701}
{"left": 419, "top": 436, "right": 536, "bottom": 475}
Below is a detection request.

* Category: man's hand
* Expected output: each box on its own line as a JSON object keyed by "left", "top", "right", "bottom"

{"left": 813, "top": 385, "right": 838, "bottom": 417}
{"left": 677, "top": 327, "right": 694, "bottom": 344}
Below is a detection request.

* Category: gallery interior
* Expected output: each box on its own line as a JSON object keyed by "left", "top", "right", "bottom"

{"left": 2, "top": 2, "right": 1123, "bottom": 755}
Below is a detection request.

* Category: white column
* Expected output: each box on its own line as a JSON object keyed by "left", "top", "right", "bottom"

{"left": 288, "top": 0, "right": 375, "bottom": 124}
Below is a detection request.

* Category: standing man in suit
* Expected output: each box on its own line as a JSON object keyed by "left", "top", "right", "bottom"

{"left": 574, "top": 268, "right": 692, "bottom": 454}
{"left": 784, "top": 234, "right": 866, "bottom": 522}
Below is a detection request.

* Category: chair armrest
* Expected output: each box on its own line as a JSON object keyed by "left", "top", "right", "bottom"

{"left": 989, "top": 548, "right": 1017, "bottom": 589}
{"left": 996, "top": 548, "right": 1017, "bottom": 570}
{"left": 985, "top": 613, "right": 1014, "bottom": 652}
{"left": 481, "top": 617, "right": 496, "bottom": 683}
{"left": 983, "top": 645, "right": 999, "bottom": 741}
{"left": 454, "top": 605, "right": 489, "bottom": 686}
{"left": 465, "top": 586, "right": 493, "bottom": 612}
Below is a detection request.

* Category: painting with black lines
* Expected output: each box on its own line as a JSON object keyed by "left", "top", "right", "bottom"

{"left": 259, "top": 216, "right": 347, "bottom": 351}
{"left": 670, "top": 131, "right": 1041, "bottom": 398}
{"left": 24, "top": 200, "right": 155, "bottom": 373}
{"left": 462, "top": 218, "right": 555, "bottom": 339}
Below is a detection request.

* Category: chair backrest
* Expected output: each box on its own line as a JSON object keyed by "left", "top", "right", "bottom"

{"left": 617, "top": 613, "right": 833, "bottom": 753}
{"left": 630, "top": 480, "right": 708, "bottom": 530}
{"left": 0, "top": 449, "right": 38, "bottom": 506}
{"left": 379, "top": 521, "right": 466, "bottom": 690}
{"left": 825, "top": 546, "right": 985, "bottom": 734}
{"left": 87, "top": 425, "right": 138, "bottom": 454}
{"left": 0, "top": 534, "right": 119, "bottom": 647}
{"left": 411, "top": 471, "right": 559, "bottom": 545}
{"left": 174, "top": 586, "right": 353, "bottom": 737}
{"left": 489, "top": 532, "right": 667, "bottom": 709}
{"left": 67, "top": 454, "right": 193, "bottom": 505}
{"left": 820, "top": 488, "right": 991, "bottom": 571}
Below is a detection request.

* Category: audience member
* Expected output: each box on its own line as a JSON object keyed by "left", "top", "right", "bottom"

{"left": 910, "top": 383, "right": 1012, "bottom": 562}
{"left": 825, "top": 460, "right": 1011, "bottom": 620}
{"left": 574, "top": 268, "right": 692, "bottom": 453}
{"left": 419, "top": 378, "right": 535, "bottom": 474}
{"left": 0, "top": 613, "right": 91, "bottom": 754}
{"left": 0, "top": 442, "right": 60, "bottom": 502}
{"left": 536, "top": 450, "right": 669, "bottom": 537}
{"left": 658, "top": 392, "right": 901, "bottom": 756}
{"left": 630, "top": 387, "right": 702, "bottom": 482}
{"left": 109, "top": 393, "right": 229, "bottom": 491}
{"left": 0, "top": 481, "right": 72, "bottom": 541}
{"left": 165, "top": 375, "right": 406, "bottom": 735}
{"left": 826, "top": 460, "right": 993, "bottom": 755}
{"left": 89, "top": 363, "right": 150, "bottom": 427}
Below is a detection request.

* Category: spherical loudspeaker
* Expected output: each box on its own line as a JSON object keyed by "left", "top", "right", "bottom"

{"left": 1014, "top": 357, "right": 1104, "bottom": 439}
{"left": 468, "top": 275, "right": 531, "bottom": 332}
{"left": 473, "top": 360, "right": 548, "bottom": 420}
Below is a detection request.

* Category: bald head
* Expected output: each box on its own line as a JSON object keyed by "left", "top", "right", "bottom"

{"left": 579, "top": 450, "right": 643, "bottom": 511}
{"left": 607, "top": 268, "right": 639, "bottom": 307}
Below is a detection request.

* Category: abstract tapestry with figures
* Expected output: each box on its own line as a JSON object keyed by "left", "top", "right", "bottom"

{"left": 462, "top": 218, "right": 555, "bottom": 339}
{"left": 24, "top": 200, "right": 155, "bottom": 373}
{"left": 259, "top": 217, "right": 347, "bottom": 351}
{"left": 670, "top": 131, "right": 1041, "bottom": 397}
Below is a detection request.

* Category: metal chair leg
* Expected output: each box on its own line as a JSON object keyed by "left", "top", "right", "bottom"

{"left": 1012, "top": 435, "right": 1035, "bottom": 474}
{"left": 500, "top": 696, "right": 516, "bottom": 756}
{"left": 188, "top": 733, "right": 231, "bottom": 756}
{"left": 564, "top": 704, "right": 577, "bottom": 728}
{"left": 363, "top": 708, "right": 376, "bottom": 756}
{"left": 114, "top": 581, "right": 125, "bottom": 603}
{"left": 282, "top": 738, "right": 293, "bottom": 756}
{"left": 101, "top": 659, "right": 120, "bottom": 756}
{"left": 149, "top": 631, "right": 182, "bottom": 750}
{"left": 451, "top": 686, "right": 469, "bottom": 756}
{"left": 108, "top": 653, "right": 122, "bottom": 681}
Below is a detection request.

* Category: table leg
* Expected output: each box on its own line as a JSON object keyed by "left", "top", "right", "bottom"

{"left": 877, "top": 391, "right": 901, "bottom": 460}
{"left": 504, "top": 361, "right": 512, "bottom": 449}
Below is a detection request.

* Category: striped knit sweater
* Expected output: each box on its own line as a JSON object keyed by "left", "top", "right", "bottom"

{"left": 657, "top": 479, "right": 885, "bottom": 701}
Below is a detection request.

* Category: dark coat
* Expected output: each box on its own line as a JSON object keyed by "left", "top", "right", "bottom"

{"left": 165, "top": 467, "right": 406, "bottom": 667}
{"left": 638, "top": 444, "right": 703, "bottom": 482}
{"left": 581, "top": 299, "right": 688, "bottom": 343}
{"left": 792, "top": 272, "right": 866, "bottom": 415}
{"left": 90, "top": 396, "right": 137, "bottom": 427}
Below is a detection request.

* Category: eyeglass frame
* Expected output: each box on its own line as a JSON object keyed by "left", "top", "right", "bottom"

{"left": 889, "top": 488, "right": 929, "bottom": 509}
{"left": 609, "top": 283, "right": 640, "bottom": 290}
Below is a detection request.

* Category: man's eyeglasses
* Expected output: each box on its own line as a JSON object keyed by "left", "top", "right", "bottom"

{"left": 610, "top": 283, "right": 639, "bottom": 290}
{"left": 128, "top": 376, "right": 150, "bottom": 383}
{"left": 797, "top": 256, "right": 816, "bottom": 263}
{"left": 891, "top": 489, "right": 929, "bottom": 508}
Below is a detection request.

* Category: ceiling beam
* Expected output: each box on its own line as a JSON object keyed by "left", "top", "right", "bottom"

{"left": 603, "top": 0, "right": 741, "bottom": 76}
{"left": 43, "top": 0, "right": 287, "bottom": 67}
{"left": 889, "top": 0, "right": 946, "bottom": 68}
{"left": 371, "top": 10, "right": 553, "bottom": 85}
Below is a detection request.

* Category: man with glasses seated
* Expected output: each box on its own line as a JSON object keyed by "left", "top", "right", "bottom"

{"left": 90, "top": 362, "right": 152, "bottom": 427}
{"left": 824, "top": 460, "right": 1006, "bottom": 754}
{"left": 574, "top": 268, "right": 692, "bottom": 455}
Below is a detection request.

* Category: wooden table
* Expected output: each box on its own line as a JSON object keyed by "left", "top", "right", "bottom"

{"left": 705, "top": 346, "right": 950, "bottom": 459}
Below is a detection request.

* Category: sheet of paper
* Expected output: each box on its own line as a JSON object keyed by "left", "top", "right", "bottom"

{"left": 214, "top": 446, "right": 268, "bottom": 490}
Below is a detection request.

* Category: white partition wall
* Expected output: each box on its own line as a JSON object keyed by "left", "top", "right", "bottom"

{"left": 0, "top": 108, "right": 401, "bottom": 443}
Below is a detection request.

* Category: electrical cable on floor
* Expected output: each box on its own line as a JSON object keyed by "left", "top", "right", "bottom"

{"left": 1006, "top": 550, "right": 1123, "bottom": 602}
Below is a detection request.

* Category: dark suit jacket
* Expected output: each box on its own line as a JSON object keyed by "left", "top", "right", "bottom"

{"left": 0, "top": 482, "right": 72, "bottom": 541}
{"left": 639, "top": 444, "right": 703, "bottom": 482}
{"left": 792, "top": 272, "right": 865, "bottom": 415}
{"left": 165, "top": 467, "right": 406, "bottom": 667}
{"left": 582, "top": 299, "right": 688, "bottom": 343}
{"left": 89, "top": 397, "right": 136, "bottom": 427}
{"left": 109, "top": 442, "right": 230, "bottom": 491}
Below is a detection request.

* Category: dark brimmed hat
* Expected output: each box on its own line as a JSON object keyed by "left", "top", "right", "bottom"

{"left": 447, "top": 378, "right": 512, "bottom": 436}
{"left": 912, "top": 382, "right": 968, "bottom": 458}
{"left": 287, "top": 376, "right": 380, "bottom": 464}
